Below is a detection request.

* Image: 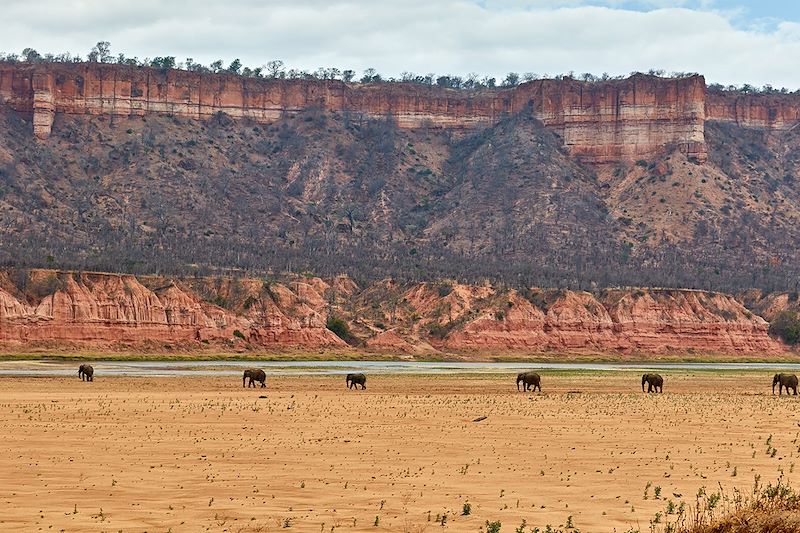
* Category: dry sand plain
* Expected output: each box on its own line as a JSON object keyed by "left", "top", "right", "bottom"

{"left": 0, "top": 373, "right": 798, "bottom": 532}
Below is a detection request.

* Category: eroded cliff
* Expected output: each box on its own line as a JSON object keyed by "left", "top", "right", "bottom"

{"left": 0, "top": 270, "right": 782, "bottom": 355}
{"left": 0, "top": 62, "right": 707, "bottom": 162}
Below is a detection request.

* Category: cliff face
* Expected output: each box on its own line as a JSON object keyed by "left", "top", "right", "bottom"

{"left": 0, "top": 63, "right": 707, "bottom": 162}
{"left": 706, "top": 91, "right": 800, "bottom": 130}
{"left": 0, "top": 270, "right": 784, "bottom": 355}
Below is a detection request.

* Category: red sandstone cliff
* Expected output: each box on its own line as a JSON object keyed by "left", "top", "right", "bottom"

{"left": 0, "top": 271, "right": 784, "bottom": 355}
{"left": 0, "top": 270, "right": 344, "bottom": 349}
{"left": 0, "top": 62, "right": 707, "bottom": 163}
{"left": 706, "top": 91, "right": 800, "bottom": 130}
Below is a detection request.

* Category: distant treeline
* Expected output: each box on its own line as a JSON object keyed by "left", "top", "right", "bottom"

{"left": 1, "top": 41, "right": 790, "bottom": 94}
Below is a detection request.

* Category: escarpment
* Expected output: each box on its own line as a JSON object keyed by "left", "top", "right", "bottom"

{"left": 0, "top": 62, "right": 708, "bottom": 163}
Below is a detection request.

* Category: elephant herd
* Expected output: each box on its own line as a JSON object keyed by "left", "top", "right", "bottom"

{"left": 72, "top": 365, "right": 800, "bottom": 396}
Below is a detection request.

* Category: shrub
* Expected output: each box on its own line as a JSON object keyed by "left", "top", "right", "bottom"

{"left": 486, "top": 521, "right": 501, "bottom": 533}
{"left": 326, "top": 316, "right": 358, "bottom": 345}
{"left": 769, "top": 311, "right": 800, "bottom": 345}
{"left": 232, "top": 329, "right": 246, "bottom": 341}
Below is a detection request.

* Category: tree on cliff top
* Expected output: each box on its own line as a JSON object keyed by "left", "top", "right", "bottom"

{"left": 88, "top": 41, "right": 112, "bottom": 63}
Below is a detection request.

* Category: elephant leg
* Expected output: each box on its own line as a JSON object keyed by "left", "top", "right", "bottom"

{"left": 261, "top": 381, "right": 266, "bottom": 388}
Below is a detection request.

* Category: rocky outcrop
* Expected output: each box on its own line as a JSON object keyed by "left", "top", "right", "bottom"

{"left": 0, "top": 62, "right": 706, "bottom": 162}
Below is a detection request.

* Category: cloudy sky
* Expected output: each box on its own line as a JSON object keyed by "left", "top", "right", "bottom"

{"left": 2, "top": 0, "right": 799, "bottom": 88}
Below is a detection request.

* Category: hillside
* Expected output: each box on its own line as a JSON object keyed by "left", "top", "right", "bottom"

{"left": 1, "top": 63, "right": 800, "bottom": 293}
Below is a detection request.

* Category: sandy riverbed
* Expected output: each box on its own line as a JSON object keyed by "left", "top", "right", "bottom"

{"left": 0, "top": 373, "right": 796, "bottom": 532}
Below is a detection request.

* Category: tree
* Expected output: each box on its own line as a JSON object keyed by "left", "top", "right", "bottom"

{"left": 342, "top": 69, "right": 355, "bottom": 83}
{"left": 227, "top": 58, "right": 242, "bottom": 74}
{"left": 150, "top": 56, "right": 176, "bottom": 70}
{"left": 21, "top": 48, "right": 41, "bottom": 62}
{"left": 266, "top": 59, "right": 284, "bottom": 78}
{"left": 501, "top": 72, "right": 520, "bottom": 87}
{"left": 361, "top": 68, "right": 382, "bottom": 84}
{"left": 210, "top": 59, "right": 223, "bottom": 73}
{"left": 88, "top": 41, "right": 112, "bottom": 63}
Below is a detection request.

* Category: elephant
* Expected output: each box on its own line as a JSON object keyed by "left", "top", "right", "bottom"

{"left": 243, "top": 368, "right": 266, "bottom": 388}
{"left": 773, "top": 373, "right": 798, "bottom": 396}
{"left": 516, "top": 372, "right": 541, "bottom": 392}
{"left": 346, "top": 373, "right": 367, "bottom": 390}
{"left": 642, "top": 373, "right": 663, "bottom": 393}
{"left": 78, "top": 364, "right": 94, "bottom": 382}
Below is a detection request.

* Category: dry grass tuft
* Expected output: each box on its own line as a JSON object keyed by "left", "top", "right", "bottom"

{"left": 658, "top": 478, "right": 800, "bottom": 533}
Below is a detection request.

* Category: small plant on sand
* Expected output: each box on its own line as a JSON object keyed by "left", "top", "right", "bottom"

{"left": 374, "top": 516, "right": 379, "bottom": 526}
{"left": 515, "top": 519, "right": 527, "bottom": 532}
{"left": 462, "top": 502, "right": 471, "bottom": 515}
{"left": 485, "top": 521, "right": 501, "bottom": 533}
{"left": 654, "top": 486, "right": 662, "bottom": 499}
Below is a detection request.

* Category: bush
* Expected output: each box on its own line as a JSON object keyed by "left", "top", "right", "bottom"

{"left": 769, "top": 311, "right": 800, "bottom": 345}
{"left": 232, "top": 329, "right": 246, "bottom": 341}
{"left": 326, "top": 316, "right": 358, "bottom": 345}
{"left": 486, "top": 521, "right": 501, "bottom": 533}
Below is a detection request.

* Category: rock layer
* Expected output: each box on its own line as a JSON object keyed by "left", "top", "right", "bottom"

{"left": 0, "top": 62, "right": 706, "bottom": 162}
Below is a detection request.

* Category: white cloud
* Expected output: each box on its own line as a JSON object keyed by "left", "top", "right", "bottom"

{"left": 0, "top": 0, "right": 799, "bottom": 88}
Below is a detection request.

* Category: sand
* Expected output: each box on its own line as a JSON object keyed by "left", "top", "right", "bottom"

{"left": 0, "top": 372, "right": 797, "bottom": 532}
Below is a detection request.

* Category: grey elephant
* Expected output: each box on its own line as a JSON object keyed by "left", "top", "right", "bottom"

{"left": 346, "top": 373, "right": 367, "bottom": 390}
{"left": 516, "top": 372, "right": 541, "bottom": 392}
{"left": 642, "top": 373, "right": 663, "bottom": 393}
{"left": 773, "top": 373, "right": 798, "bottom": 396}
{"left": 243, "top": 368, "right": 266, "bottom": 388}
{"left": 78, "top": 364, "right": 94, "bottom": 382}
